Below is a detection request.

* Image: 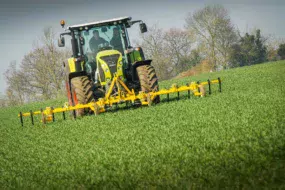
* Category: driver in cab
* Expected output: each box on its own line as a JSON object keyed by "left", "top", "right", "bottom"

{"left": 110, "top": 27, "right": 124, "bottom": 55}
{"left": 89, "top": 30, "right": 107, "bottom": 54}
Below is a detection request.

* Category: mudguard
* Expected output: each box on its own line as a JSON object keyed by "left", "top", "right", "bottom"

{"left": 131, "top": 59, "right": 152, "bottom": 81}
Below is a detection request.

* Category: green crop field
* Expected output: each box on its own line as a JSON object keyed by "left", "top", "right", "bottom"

{"left": 0, "top": 61, "right": 284, "bottom": 189}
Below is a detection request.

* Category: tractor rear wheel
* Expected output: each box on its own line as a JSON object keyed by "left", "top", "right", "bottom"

{"left": 137, "top": 65, "right": 160, "bottom": 103}
{"left": 70, "top": 76, "right": 94, "bottom": 116}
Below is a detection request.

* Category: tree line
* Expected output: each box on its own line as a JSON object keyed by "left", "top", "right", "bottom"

{"left": 2, "top": 5, "right": 285, "bottom": 107}
{"left": 137, "top": 5, "right": 285, "bottom": 80}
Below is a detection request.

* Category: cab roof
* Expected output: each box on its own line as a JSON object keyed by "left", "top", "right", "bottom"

{"left": 67, "top": 16, "right": 132, "bottom": 30}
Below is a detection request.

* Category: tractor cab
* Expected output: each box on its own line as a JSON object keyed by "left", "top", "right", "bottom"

{"left": 58, "top": 17, "right": 148, "bottom": 87}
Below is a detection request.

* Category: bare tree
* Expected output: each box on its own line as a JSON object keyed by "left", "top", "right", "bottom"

{"left": 136, "top": 25, "right": 194, "bottom": 80}
{"left": 4, "top": 27, "right": 71, "bottom": 104}
{"left": 215, "top": 20, "right": 238, "bottom": 68}
{"left": 137, "top": 25, "right": 172, "bottom": 80}
{"left": 4, "top": 61, "right": 27, "bottom": 105}
{"left": 163, "top": 28, "right": 193, "bottom": 74}
{"left": 265, "top": 35, "right": 285, "bottom": 61}
{"left": 185, "top": 4, "right": 238, "bottom": 69}
{"left": 0, "top": 92, "right": 8, "bottom": 107}
{"left": 20, "top": 27, "right": 70, "bottom": 100}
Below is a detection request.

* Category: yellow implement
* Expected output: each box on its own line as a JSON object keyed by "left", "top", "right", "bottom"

{"left": 18, "top": 76, "right": 221, "bottom": 126}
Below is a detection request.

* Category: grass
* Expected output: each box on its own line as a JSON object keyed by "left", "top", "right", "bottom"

{"left": 0, "top": 61, "right": 284, "bottom": 189}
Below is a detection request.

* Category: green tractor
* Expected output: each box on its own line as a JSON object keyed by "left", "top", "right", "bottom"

{"left": 58, "top": 17, "right": 160, "bottom": 116}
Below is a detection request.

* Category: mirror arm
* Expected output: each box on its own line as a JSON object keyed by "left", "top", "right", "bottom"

{"left": 129, "top": 20, "right": 143, "bottom": 26}
{"left": 60, "top": 32, "right": 71, "bottom": 37}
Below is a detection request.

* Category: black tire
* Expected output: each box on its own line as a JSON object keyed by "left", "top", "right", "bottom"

{"left": 136, "top": 65, "right": 160, "bottom": 103}
{"left": 71, "top": 76, "right": 94, "bottom": 116}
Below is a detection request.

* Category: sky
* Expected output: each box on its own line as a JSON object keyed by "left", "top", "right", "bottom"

{"left": 0, "top": 0, "right": 284, "bottom": 94}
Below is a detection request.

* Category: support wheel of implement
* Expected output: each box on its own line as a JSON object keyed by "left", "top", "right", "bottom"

{"left": 137, "top": 65, "right": 160, "bottom": 103}
{"left": 70, "top": 76, "right": 94, "bottom": 116}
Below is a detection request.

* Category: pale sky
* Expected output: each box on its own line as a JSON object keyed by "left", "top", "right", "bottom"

{"left": 0, "top": 0, "right": 284, "bottom": 94}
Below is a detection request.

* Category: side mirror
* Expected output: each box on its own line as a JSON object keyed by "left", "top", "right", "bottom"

{"left": 140, "top": 23, "right": 147, "bottom": 33}
{"left": 58, "top": 36, "right": 65, "bottom": 47}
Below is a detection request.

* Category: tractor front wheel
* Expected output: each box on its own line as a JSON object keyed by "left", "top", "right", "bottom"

{"left": 137, "top": 65, "right": 160, "bottom": 103}
{"left": 70, "top": 76, "right": 94, "bottom": 116}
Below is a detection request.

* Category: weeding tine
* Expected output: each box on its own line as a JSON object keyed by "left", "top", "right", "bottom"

{"left": 197, "top": 81, "right": 200, "bottom": 93}
{"left": 30, "top": 110, "right": 34, "bottom": 125}
{"left": 62, "top": 106, "right": 66, "bottom": 120}
{"left": 208, "top": 79, "right": 211, "bottom": 95}
{"left": 218, "top": 77, "right": 222, "bottom": 92}
{"left": 51, "top": 107, "right": 55, "bottom": 122}
{"left": 73, "top": 110, "right": 76, "bottom": 120}
{"left": 19, "top": 112, "right": 23, "bottom": 127}
{"left": 187, "top": 83, "right": 190, "bottom": 99}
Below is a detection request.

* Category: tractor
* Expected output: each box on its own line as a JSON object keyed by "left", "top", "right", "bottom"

{"left": 18, "top": 17, "right": 222, "bottom": 126}
{"left": 58, "top": 16, "right": 160, "bottom": 116}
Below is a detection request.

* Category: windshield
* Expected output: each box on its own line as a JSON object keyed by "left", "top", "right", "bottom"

{"left": 80, "top": 25, "right": 127, "bottom": 57}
